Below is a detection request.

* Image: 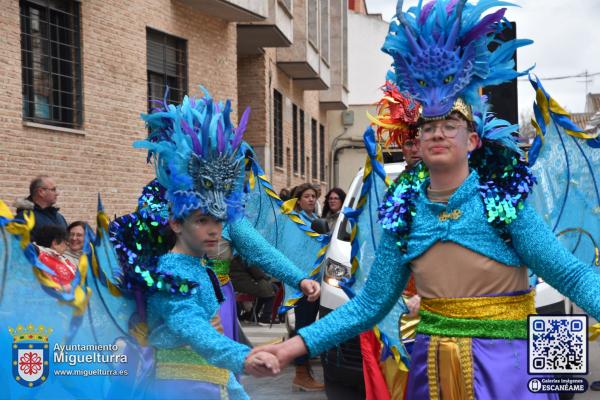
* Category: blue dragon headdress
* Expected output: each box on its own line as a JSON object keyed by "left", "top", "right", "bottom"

{"left": 384, "top": 0, "right": 533, "bottom": 121}
{"left": 134, "top": 88, "right": 251, "bottom": 221}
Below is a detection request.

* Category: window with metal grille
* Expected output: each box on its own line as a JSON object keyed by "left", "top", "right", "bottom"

{"left": 273, "top": 90, "right": 283, "bottom": 167}
{"left": 20, "top": 0, "right": 83, "bottom": 128}
{"left": 292, "top": 104, "right": 299, "bottom": 173}
{"left": 147, "top": 28, "right": 187, "bottom": 111}
{"left": 319, "top": 124, "right": 325, "bottom": 181}
{"left": 311, "top": 118, "right": 318, "bottom": 179}
{"left": 300, "top": 109, "right": 305, "bottom": 175}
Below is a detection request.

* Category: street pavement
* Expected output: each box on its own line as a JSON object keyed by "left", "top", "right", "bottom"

{"left": 240, "top": 321, "right": 327, "bottom": 400}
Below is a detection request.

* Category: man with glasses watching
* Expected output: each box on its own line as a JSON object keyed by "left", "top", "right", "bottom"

{"left": 15, "top": 175, "right": 68, "bottom": 241}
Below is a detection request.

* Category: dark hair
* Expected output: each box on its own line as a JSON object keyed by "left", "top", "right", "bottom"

{"left": 293, "top": 183, "right": 319, "bottom": 212}
{"left": 29, "top": 175, "right": 49, "bottom": 196}
{"left": 322, "top": 187, "right": 347, "bottom": 217}
{"left": 279, "top": 188, "right": 291, "bottom": 202}
{"left": 36, "top": 225, "right": 68, "bottom": 248}
{"left": 67, "top": 220, "right": 87, "bottom": 233}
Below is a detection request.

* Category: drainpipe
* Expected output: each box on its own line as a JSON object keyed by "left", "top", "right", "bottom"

{"left": 329, "top": 127, "right": 348, "bottom": 186}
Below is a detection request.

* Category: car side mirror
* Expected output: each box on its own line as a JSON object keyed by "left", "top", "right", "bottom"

{"left": 311, "top": 218, "right": 329, "bottom": 234}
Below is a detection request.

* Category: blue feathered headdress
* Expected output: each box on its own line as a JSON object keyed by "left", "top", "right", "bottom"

{"left": 134, "top": 88, "right": 251, "bottom": 221}
{"left": 384, "top": 0, "right": 533, "bottom": 121}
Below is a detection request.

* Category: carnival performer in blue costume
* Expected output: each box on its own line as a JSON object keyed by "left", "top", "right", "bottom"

{"left": 252, "top": 1, "right": 600, "bottom": 398}
{"left": 110, "top": 89, "right": 320, "bottom": 400}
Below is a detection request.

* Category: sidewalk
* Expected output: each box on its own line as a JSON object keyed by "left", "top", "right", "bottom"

{"left": 240, "top": 321, "right": 327, "bottom": 400}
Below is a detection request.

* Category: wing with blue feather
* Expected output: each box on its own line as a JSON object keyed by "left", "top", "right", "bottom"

{"left": 243, "top": 156, "right": 329, "bottom": 312}
{"left": 84, "top": 196, "right": 140, "bottom": 344}
{"left": 0, "top": 202, "right": 144, "bottom": 398}
{"left": 342, "top": 127, "right": 412, "bottom": 370}
{"left": 527, "top": 76, "right": 600, "bottom": 267}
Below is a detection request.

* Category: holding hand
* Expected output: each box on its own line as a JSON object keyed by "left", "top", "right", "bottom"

{"left": 300, "top": 279, "right": 320, "bottom": 302}
{"left": 250, "top": 336, "right": 308, "bottom": 370}
{"left": 406, "top": 294, "right": 421, "bottom": 318}
{"left": 210, "top": 314, "right": 225, "bottom": 334}
{"left": 244, "top": 351, "right": 280, "bottom": 377}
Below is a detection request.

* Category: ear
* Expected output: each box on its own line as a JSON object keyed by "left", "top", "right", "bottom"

{"left": 169, "top": 219, "right": 183, "bottom": 235}
{"left": 466, "top": 131, "right": 480, "bottom": 152}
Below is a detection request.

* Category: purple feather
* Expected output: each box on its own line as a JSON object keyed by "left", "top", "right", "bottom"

{"left": 446, "top": 0, "right": 458, "bottom": 15}
{"left": 231, "top": 106, "right": 250, "bottom": 149}
{"left": 217, "top": 119, "right": 226, "bottom": 153}
{"left": 461, "top": 8, "right": 506, "bottom": 46}
{"left": 180, "top": 119, "right": 202, "bottom": 155}
{"left": 419, "top": 1, "right": 435, "bottom": 25}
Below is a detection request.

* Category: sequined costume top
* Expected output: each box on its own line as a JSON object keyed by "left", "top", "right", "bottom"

{"left": 147, "top": 217, "right": 308, "bottom": 372}
{"left": 147, "top": 253, "right": 249, "bottom": 373}
{"left": 298, "top": 170, "right": 600, "bottom": 355}
{"left": 227, "top": 216, "right": 308, "bottom": 288}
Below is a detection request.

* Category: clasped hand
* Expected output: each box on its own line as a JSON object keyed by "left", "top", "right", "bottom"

{"left": 300, "top": 279, "right": 320, "bottom": 302}
{"left": 245, "top": 336, "right": 308, "bottom": 377}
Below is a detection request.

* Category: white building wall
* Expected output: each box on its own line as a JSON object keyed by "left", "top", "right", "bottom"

{"left": 327, "top": 10, "right": 391, "bottom": 189}
{"left": 347, "top": 11, "right": 391, "bottom": 105}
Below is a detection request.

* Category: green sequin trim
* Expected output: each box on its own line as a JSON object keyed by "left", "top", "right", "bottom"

{"left": 156, "top": 347, "right": 209, "bottom": 365}
{"left": 209, "top": 259, "right": 231, "bottom": 276}
{"left": 417, "top": 310, "right": 528, "bottom": 339}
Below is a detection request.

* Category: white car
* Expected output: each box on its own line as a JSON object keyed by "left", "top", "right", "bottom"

{"left": 319, "top": 162, "right": 572, "bottom": 397}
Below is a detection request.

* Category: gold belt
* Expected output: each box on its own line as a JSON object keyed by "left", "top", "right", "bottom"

{"left": 420, "top": 291, "right": 535, "bottom": 400}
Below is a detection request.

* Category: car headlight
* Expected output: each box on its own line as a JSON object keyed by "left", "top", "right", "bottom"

{"left": 324, "top": 259, "right": 351, "bottom": 287}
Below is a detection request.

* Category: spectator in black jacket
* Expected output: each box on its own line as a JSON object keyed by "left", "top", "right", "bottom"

{"left": 15, "top": 175, "right": 67, "bottom": 241}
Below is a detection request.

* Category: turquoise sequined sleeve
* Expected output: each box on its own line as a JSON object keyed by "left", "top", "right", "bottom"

{"left": 228, "top": 217, "right": 308, "bottom": 288}
{"left": 152, "top": 292, "right": 251, "bottom": 374}
{"left": 509, "top": 204, "right": 600, "bottom": 319}
{"left": 298, "top": 230, "right": 409, "bottom": 356}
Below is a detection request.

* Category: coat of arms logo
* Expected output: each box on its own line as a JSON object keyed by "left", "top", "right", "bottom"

{"left": 9, "top": 323, "right": 52, "bottom": 388}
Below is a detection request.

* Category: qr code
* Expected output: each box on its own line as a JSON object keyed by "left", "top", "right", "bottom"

{"left": 528, "top": 315, "right": 588, "bottom": 374}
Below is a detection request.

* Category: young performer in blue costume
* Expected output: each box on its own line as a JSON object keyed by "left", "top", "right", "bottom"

{"left": 110, "top": 89, "right": 320, "bottom": 400}
{"left": 252, "top": 1, "right": 600, "bottom": 398}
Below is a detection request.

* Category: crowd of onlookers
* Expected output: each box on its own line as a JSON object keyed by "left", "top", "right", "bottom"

{"left": 232, "top": 183, "right": 348, "bottom": 326}
{"left": 12, "top": 176, "right": 88, "bottom": 289}
{"left": 12, "top": 175, "right": 347, "bottom": 317}
{"left": 12, "top": 174, "right": 346, "bottom": 391}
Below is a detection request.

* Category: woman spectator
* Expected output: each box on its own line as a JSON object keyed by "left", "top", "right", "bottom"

{"left": 64, "top": 221, "right": 86, "bottom": 266}
{"left": 289, "top": 183, "right": 324, "bottom": 391}
{"left": 293, "top": 183, "right": 319, "bottom": 223}
{"left": 321, "top": 188, "right": 346, "bottom": 232}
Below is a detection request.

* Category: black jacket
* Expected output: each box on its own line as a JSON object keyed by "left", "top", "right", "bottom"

{"left": 15, "top": 197, "right": 68, "bottom": 241}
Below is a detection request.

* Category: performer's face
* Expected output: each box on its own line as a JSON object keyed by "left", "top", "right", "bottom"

{"left": 169, "top": 210, "right": 222, "bottom": 257}
{"left": 418, "top": 114, "right": 479, "bottom": 171}
{"left": 401, "top": 139, "right": 421, "bottom": 167}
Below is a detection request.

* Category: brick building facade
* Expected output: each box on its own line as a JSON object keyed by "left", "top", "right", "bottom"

{"left": 0, "top": 0, "right": 348, "bottom": 225}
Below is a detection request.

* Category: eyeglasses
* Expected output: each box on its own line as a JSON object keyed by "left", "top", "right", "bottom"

{"left": 42, "top": 187, "right": 57, "bottom": 192}
{"left": 418, "top": 120, "right": 468, "bottom": 139}
{"left": 328, "top": 197, "right": 340, "bottom": 201}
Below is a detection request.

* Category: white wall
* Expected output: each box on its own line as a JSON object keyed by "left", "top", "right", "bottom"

{"left": 347, "top": 11, "right": 391, "bottom": 105}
